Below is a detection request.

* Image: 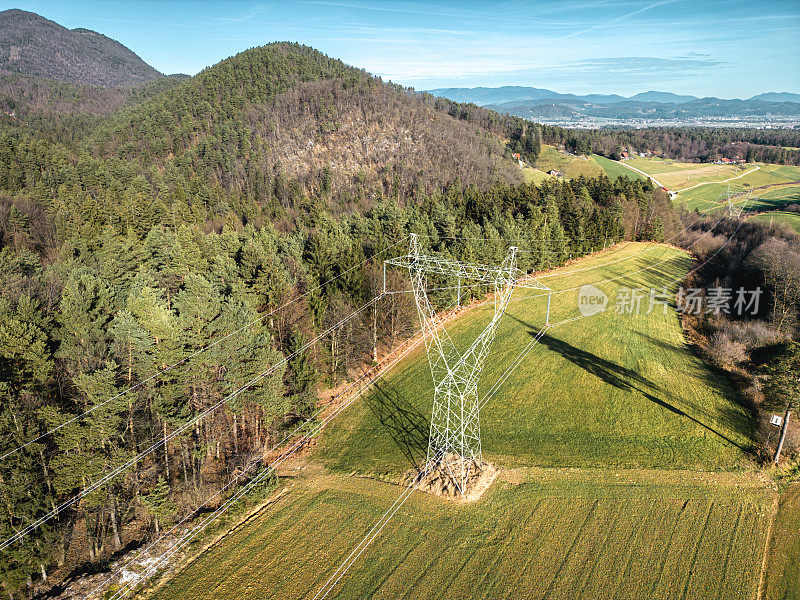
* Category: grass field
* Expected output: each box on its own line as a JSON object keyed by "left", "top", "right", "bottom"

{"left": 534, "top": 146, "right": 604, "bottom": 179}
{"left": 679, "top": 184, "right": 800, "bottom": 213}
{"left": 520, "top": 166, "right": 552, "bottom": 184}
{"left": 319, "top": 243, "right": 755, "bottom": 478}
{"left": 148, "top": 468, "right": 774, "bottom": 600}
{"left": 624, "top": 157, "right": 710, "bottom": 175}
{"left": 592, "top": 154, "right": 647, "bottom": 181}
{"left": 623, "top": 157, "right": 746, "bottom": 190}
{"left": 749, "top": 210, "right": 800, "bottom": 233}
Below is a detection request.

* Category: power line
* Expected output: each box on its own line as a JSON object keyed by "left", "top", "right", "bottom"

{"left": 302, "top": 194, "right": 761, "bottom": 598}
{"left": 417, "top": 234, "right": 621, "bottom": 243}
{"left": 478, "top": 200, "right": 750, "bottom": 311}
{"left": 102, "top": 303, "right": 465, "bottom": 598}
{"left": 315, "top": 196, "right": 760, "bottom": 599}
{"left": 1, "top": 294, "right": 384, "bottom": 551}
{"left": 0, "top": 237, "right": 410, "bottom": 462}
{"left": 103, "top": 326, "right": 429, "bottom": 600}
{"left": 71, "top": 193, "right": 756, "bottom": 592}
{"left": 312, "top": 450, "right": 445, "bottom": 600}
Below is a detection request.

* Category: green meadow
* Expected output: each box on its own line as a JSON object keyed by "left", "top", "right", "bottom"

{"left": 592, "top": 154, "right": 647, "bottom": 181}
{"left": 319, "top": 243, "right": 755, "bottom": 477}
{"left": 749, "top": 210, "right": 800, "bottom": 233}
{"left": 148, "top": 466, "right": 773, "bottom": 600}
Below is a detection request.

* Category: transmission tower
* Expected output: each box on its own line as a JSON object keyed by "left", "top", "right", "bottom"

{"left": 725, "top": 183, "right": 748, "bottom": 218}
{"left": 385, "top": 234, "right": 549, "bottom": 494}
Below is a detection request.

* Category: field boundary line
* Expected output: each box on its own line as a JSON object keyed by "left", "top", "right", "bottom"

{"left": 757, "top": 494, "right": 781, "bottom": 600}
{"left": 611, "top": 159, "right": 667, "bottom": 188}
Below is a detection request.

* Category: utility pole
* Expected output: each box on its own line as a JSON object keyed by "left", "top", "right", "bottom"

{"left": 774, "top": 406, "right": 792, "bottom": 464}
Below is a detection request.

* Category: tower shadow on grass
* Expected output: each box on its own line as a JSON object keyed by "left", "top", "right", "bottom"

{"left": 505, "top": 313, "right": 755, "bottom": 454}
{"left": 365, "top": 382, "right": 430, "bottom": 470}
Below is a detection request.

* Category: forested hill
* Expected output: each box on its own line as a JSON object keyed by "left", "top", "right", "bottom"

{"left": 89, "top": 43, "right": 519, "bottom": 211}
{"left": 0, "top": 9, "right": 163, "bottom": 87}
{"left": 0, "top": 42, "right": 520, "bottom": 243}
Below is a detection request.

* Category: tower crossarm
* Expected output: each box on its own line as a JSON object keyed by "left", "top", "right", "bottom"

{"left": 384, "top": 254, "right": 549, "bottom": 291}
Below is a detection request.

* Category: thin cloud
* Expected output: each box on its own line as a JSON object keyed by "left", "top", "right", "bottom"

{"left": 563, "top": 0, "right": 676, "bottom": 39}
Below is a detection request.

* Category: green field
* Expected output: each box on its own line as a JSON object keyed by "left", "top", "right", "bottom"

{"left": 520, "top": 166, "right": 552, "bottom": 184}
{"left": 320, "top": 243, "right": 755, "bottom": 477}
{"left": 149, "top": 469, "right": 773, "bottom": 600}
{"left": 592, "top": 154, "right": 647, "bottom": 181}
{"left": 664, "top": 160, "right": 800, "bottom": 211}
{"left": 736, "top": 164, "right": 800, "bottom": 188}
{"left": 624, "top": 157, "right": 708, "bottom": 175}
{"left": 680, "top": 184, "right": 800, "bottom": 213}
{"left": 623, "top": 157, "right": 746, "bottom": 190}
{"left": 533, "top": 145, "right": 604, "bottom": 179}
{"left": 749, "top": 210, "right": 800, "bottom": 233}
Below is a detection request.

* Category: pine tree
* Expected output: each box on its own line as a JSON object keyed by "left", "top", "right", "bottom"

{"left": 140, "top": 477, "right": 176, "bottom": 535}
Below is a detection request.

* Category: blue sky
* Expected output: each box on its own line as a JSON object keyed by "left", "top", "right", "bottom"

{"left": 11, "top": 0, "right": 800, "bottom": 97}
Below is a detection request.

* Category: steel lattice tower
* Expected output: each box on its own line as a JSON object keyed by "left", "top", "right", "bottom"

{"left": 725, "top": 184, "right": 749, "bottom": 218}
{"left": 385, "top": 234, "right": 549, "bottom": 493}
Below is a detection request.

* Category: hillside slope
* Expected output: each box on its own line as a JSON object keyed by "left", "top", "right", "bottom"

{"left": 91, "top": 43, "right": 519, "bottom": 208}
{"left": 0, "top": 9, "right": 162, "bottom": 87}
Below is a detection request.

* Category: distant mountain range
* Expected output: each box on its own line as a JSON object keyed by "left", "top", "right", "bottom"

{"left": 0, "top": 8, "right": 164, "bottom": 87}
{"left": 426, "top": 86, "right": 800, "bottom": 122}
{"left": 426, "top": 86, "right": 800, "bottom": 106}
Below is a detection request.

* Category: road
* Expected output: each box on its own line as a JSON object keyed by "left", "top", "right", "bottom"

{"left": 611, "top": 158, "right": 760, "bottom": 199}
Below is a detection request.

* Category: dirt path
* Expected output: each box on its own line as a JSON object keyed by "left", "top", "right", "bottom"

{"left": 757, "top": 494, "right": 781, "bottom": 600}
{"left": 615, "top": 160, "right": 668, "bottom": 188}
{"left": 680, "top": 164, "right": 760, "bottom": 192}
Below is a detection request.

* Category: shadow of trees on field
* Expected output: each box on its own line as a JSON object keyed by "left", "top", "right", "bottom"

{"left": 366, "top": 382, "right": 430, "bottom": 470}
{"left": 505, "top": 313, "right": 755, "bottom": 454}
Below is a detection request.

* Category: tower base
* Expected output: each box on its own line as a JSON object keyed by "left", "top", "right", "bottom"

{"left": 404, "top": 454, "right": 497, "bottom": 499}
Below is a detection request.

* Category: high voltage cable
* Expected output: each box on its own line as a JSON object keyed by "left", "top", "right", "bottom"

{"left": 417, "top": 234, "right": 622, "bottom": 243}
{"left": 106, "top": 196, "right": 755, "bottom": 598}
{"left": 479, "top": 194, "right": 760, "bottom": 414}
{"left": 126, "top": 196, "right": 755, "bottom": 594}
{"left": 0, "top": 237, "right": 411, "bottom": 462}
{"left": 478, "top": 325, "right": 550, "bottom": 412}
{"left": 102, "top": 326, "right": 429, "bottom": 600}
{"left": 33, "top": 193, "right": 757, "bottom": 586}
{"left": 0, "top": 294, "right": 385, "bottom": 551}
{"left": 312, "top": 450, "right": 445, "bottom": 600}
{"left": 102, "top": 303, "right": 465, "bottom": 598}
{"left": 500, "top": 201, "right": 756, "bottom": 309}
{"left": 480, "top": 197, "right": 751, "bottom": 309}
{"left": 84, "top": 324, "right": 425, "bottom": 599}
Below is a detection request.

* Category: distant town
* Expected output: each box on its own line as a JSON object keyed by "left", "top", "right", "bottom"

{"left": 521, "top": 116, "right": 800, "bottom": 129}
